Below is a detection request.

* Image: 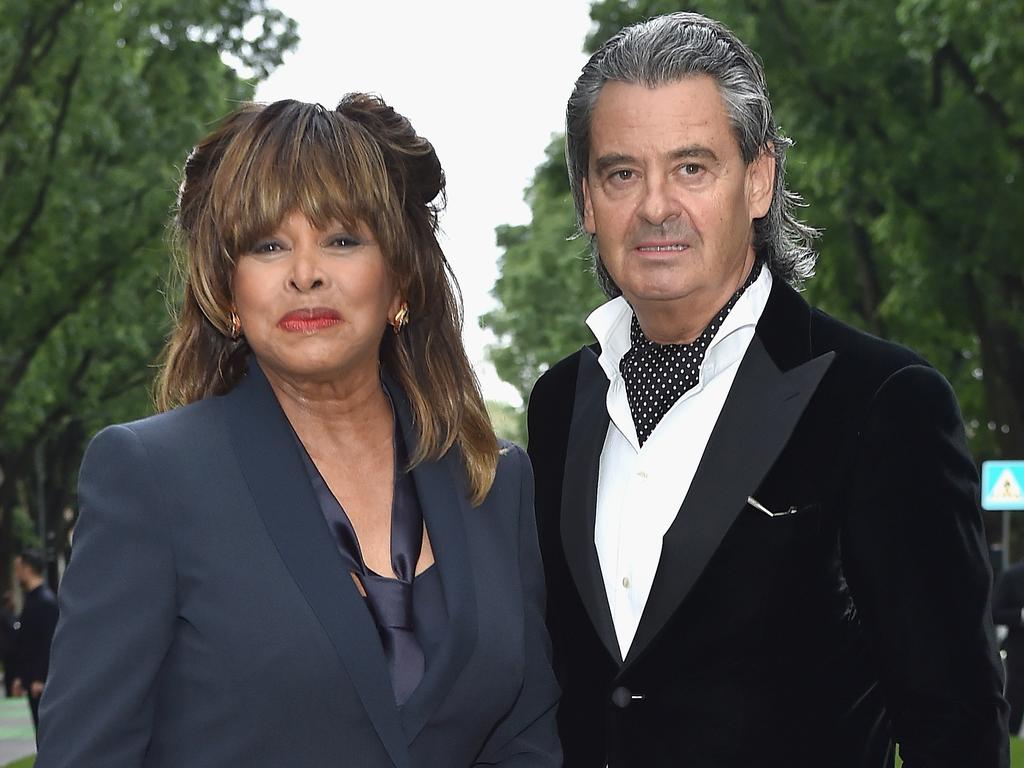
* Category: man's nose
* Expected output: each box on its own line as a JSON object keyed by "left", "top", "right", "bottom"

{"left": 637, "top": 178, "right": 680, "bottom": 227}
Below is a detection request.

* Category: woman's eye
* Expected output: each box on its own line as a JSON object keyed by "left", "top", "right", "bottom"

{"left": 327, "top": 235, "right": 361, "bottom": 248}
{"left": 251, "top": 240, "right": 283, "bottom": 254}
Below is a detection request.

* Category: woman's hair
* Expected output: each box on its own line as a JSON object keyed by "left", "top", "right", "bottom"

{"left": 156, "top": 94, "right": 499, "bottom": 503}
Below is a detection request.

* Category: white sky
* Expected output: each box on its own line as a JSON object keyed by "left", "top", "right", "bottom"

{"left": 253, "top": 1, "right": 596, "bottom": 405}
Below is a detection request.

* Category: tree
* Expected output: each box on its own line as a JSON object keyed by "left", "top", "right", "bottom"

{"left": 0, "top": 0, "right": 297, "bottom": 588}
{"left": 482, "top": 139, "right": 606, "bottom": 406}
{"left": 484, "top": 0, "right": 1024, "bottom": 466}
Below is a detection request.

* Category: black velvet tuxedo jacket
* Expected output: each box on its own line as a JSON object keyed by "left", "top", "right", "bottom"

{"left": 38, "top": 362, "right": 560, "bottom": 767}
{"left": 528, "top": 277, "right": 1008, "bottom": 767}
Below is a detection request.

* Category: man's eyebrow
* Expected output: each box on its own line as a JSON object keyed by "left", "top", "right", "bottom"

{"left": 592, "top": 153, "right": 637, "bottom": 175}
{"left": 669, "top": 145, "right": 719, "bottom": 162}
{"left": 592, "top": 146, "right": 720, "bottom": 175}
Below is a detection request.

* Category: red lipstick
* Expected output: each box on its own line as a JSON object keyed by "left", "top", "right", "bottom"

{"left": 278, "top": 307, "right": 341, "bottom": 333}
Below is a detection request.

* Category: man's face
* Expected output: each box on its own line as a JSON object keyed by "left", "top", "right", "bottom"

{"left": 582, "top": 76, "right": 774, "bottom": 329}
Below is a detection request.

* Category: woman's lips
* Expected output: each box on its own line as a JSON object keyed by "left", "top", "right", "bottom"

{"left": 277, "top": 308, "right": 342, "bottom": 333}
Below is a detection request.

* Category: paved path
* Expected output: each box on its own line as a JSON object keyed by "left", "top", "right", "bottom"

{"left": 0, "top": 698, "right": 35, "bottom": 766}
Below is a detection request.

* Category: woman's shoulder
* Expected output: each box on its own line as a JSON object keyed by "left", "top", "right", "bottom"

{"left": 482, "top": 440, "right": 532, "bottom": 504}
{"left": 89, "top": 396, "right": 228, "bottom": 460}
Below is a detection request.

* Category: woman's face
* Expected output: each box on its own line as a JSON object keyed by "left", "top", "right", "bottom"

{"left": 232, "top": 210, "right": 400, "bottom": 386}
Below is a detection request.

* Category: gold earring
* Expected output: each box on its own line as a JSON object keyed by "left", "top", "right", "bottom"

{"left": 390, "top": 303, "right": 409, "bottom": 334}
{"left": 229, "top": 311, "right": 242, "bottom": 340}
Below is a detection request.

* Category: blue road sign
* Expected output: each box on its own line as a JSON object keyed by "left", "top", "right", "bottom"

{"left": 982, "top": 461, "right": 1024, "bottom": 511}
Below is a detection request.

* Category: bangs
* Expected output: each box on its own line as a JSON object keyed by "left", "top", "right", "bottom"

{"left": 210, "top": 101, "right": 397, "bottom": 255}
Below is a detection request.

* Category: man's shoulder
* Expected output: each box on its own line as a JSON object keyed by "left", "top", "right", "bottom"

{"left": 529, "top": 344, "right": 598, "bottom": 409}
{"left": 808, "top": 305, "right": 930, "bottom": 384}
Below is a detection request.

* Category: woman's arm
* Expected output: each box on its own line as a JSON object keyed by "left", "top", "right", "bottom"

{"left": 36, "top": 424, "right": 177, "bottom": 767}
{"left": 474, "top": 446, "right": 562, "bottom": 767}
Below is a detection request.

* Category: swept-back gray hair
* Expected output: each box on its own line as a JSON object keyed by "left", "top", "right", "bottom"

{"left": 566, "top": 11, "right": 818, "bottom": 295}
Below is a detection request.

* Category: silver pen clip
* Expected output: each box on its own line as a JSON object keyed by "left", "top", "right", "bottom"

{"left": 747, "top": 496, "right": 798, "bottom": 517}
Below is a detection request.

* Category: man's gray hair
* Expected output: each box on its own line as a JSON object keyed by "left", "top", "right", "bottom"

{"left": 566, "top": 11, "right": 818, "bottom": 295}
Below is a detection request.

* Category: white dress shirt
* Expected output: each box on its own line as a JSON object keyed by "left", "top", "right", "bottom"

{"left": 587, "top": 267, "right": 773, "bottom": 659}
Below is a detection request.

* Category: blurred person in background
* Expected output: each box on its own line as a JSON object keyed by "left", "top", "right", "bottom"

{"left": 10, "top": 549, "right": 58, "bottom": 734}
{"left": 994, "top": 560, "right": 1024, "bottom": 735}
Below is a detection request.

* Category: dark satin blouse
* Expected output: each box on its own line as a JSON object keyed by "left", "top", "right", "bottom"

{"left": 294, "top": 403, "right": 447, "bottom": 706}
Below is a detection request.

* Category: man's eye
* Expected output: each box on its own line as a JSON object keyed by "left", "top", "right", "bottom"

{"left": 682, "top": 163, "right": 704, "bottom": 175}
{"left": 609, "top": 169, "right": 634, "bottom": 182}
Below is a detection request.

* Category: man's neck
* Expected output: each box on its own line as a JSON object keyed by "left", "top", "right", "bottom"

{"left": 631, "top": 256, "right": 759, "bottom": 345}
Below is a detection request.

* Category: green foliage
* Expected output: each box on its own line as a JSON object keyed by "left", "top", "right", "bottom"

{"left": 482, "top": 139, "right": 607, "bottom": 404}
{"left": 486, "top": 400, "right": 527, "bottom": 447}
{"left": 484, "top": 0, "right": 1024, "bottom": 463}
{"left": 0, "top": 0, "right": 297, "bottom": 580}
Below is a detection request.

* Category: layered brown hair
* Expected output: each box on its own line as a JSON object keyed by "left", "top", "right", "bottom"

{"left": 156, "top": 95, "right": 499, "bottom": 503}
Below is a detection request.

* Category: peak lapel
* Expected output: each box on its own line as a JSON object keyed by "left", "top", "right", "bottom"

{"left": 622, "top": 333, "right": 835, "bottom": 669}
{"left": 383, "top": 377, "right": 477, "bottom": 742}
{"left": 560, "top": 347, "right": 621, "bottom": 664}
{"left": 224, "top": 362, "right": 411, "bottom": 768}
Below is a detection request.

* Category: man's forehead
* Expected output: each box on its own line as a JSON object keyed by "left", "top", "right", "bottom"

{"left": 589, "top": 76, "right": 735, "bottom": 157}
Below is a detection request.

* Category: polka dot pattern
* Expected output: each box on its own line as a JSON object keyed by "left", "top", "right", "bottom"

{"left": 620, "top": 261, "right": 763, "bottom": 447}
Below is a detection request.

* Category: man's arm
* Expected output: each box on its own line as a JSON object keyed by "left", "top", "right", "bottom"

{"left": 841, "top": 364, "right": 1009, "bottom": 767}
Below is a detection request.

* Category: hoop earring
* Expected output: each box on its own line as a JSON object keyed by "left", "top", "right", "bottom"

{"left": 229, "top": 311, "right": 242, "bottom": 340}
{"left": 390, "top": 303, "right": 409, "bottom": 334}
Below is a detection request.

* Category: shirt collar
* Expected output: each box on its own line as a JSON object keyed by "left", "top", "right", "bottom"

{"left": 586, "top": 265, "right": 773, "bottom": 383}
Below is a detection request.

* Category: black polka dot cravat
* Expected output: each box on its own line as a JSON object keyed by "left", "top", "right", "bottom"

{"left": 620, "top": 261, "right": 763, "bottom": 447}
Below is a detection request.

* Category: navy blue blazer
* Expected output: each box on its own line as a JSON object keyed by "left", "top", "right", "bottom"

{"left": 37, "top": 361, "right": 561, "bottom": 767}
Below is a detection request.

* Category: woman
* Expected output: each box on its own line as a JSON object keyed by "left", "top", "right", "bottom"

{"left": 37, "top": 95, "right": 561, "bottom": 767}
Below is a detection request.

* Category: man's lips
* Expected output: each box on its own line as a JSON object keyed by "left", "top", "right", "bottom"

{"left": 277, "top": 307, "right": 342, "bottom": 332}
{"left": 634, "top": 241, "right": 689, "bottom": 252}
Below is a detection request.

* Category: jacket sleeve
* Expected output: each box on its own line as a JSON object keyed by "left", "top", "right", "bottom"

{"left": 474, "top": 446, "right": 563, "bottom": 766}
{"left": 840, "top": 364, "right": 1009, "bottom": 767}
{"left": 36, "top": 424, "right": 177, "bottom": 768}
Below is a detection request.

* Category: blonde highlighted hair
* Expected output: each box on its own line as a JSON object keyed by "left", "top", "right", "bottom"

{"left": 156, "top": 95, "right": 499, "bottom": 503}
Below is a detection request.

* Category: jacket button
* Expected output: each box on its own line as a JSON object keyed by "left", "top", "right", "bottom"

{"left": 611, "top": 686, "right": 641, "bottom": 708}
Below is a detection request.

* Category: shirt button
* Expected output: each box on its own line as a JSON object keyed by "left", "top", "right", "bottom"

{"left": 622, "top": 576, "right": 631, "bottom": 589}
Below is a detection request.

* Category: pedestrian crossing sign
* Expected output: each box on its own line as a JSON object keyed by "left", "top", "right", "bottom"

{"left": 981, "top": 461, "right": 1024, "bottom": 511}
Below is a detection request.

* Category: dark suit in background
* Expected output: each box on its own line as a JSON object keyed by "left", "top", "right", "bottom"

{"left": 13, "top": 582, "right": 58, "bottom": 730}
{"left": 993, "top": 562, "right": 1024, "bottom": 734}
{"left": 37, "top": 363, "right": 560, "bottom": 767}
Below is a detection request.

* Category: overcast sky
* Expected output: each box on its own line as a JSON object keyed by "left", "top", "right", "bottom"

{"left": 253, "top": 1, "right": 596, "bottom": 404}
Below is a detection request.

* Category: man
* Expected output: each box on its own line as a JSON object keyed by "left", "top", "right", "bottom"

{"left": 528, "top": 12, "right": 1008, "bottom": 767}
{"left": 993, "top": 561, "right": 1024, "bottom": 735}
{"left": 11, "top": 549, "right": 59, "bottom": 733}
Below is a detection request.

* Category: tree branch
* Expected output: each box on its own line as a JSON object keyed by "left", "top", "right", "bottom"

{"left": 935, "top": 42, "right": 1024, "bottom": 155}
{"left": 0, "top": 0, "right": 83, "bottom": 132}
{"left": 0, "top": 56, "right": 82, "bottom": 269}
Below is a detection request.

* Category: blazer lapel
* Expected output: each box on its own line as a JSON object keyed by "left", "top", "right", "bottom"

{"left": 560, "top": 346, "right": 622, "bottom": 664}
{"left": 224, "top": 361, "right": 411, "bottom": 768}
{"left": 622, "top": 285, "right": 835, "bottom": 669}
{"left": 385, "top": 379, "right": 478, "bottom": 742}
